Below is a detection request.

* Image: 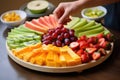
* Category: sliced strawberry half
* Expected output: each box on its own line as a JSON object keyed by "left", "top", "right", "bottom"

{"left": 98, "top": 38, "right": 105, "bottom": 47}
{"left": 98, "top": 48, "right": 106, "bottom": 56}
{"left": 76, "top": 49, "right": 84, "bottom": 56}
{"left": 101, "top": 41, "right": 111, "bottom": 50}
{"left": 69, "top": 42, "right": 79, "bottom": 50}
{"left": 86, "top": 48, "right": 97, "bottom": 54}
{"left": 92, "top": 52, "right": 101, "bottom": 60}
{"left": 81, "top": 52, "right": 90, "bottom": 63}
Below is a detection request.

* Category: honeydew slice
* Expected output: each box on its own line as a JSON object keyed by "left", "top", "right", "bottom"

{"left": 27, "top": 0, "right": 49, "bottom": 14}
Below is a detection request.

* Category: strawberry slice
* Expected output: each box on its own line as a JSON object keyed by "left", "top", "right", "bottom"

{"left": 87, "top": 36, "right": 98, "bottom": 44}
{"left": 105, "top": 33, "right": 114, "bottom": 42}
{"left": 76, "top": 49, "right": 84, "bottom": 56}
{"left": 98, "top": 38, "right": 105, "bottom": 47}
{"left": 98, "top": 48, "right": 106, "bottom": 56}
{"left": 101, "top": 41, "right": 111, "bottom": 50}
{"left": 92, "top": 52, "right": 101, "bottom": 60}
{"left": 79, "top": 41, "right": 89, "bottom": 49}
{"left": 86, "top": 48, "right": 97, "bottom": 54}
{"left": 81, "top": 52, "right": 90, "bottom": 63}
{"left": 97, "top": 33, "right": 104, "bottom": 39}
{"left": 79, "top": 35, "right": 88, "bottom": 41}
{"left": 69, "top": 42, "right": 79, "bottom": 50}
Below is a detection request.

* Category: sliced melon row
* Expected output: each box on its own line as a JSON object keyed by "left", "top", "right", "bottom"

{"left": 24, "top": 14, "right": 59, "bottom": 33}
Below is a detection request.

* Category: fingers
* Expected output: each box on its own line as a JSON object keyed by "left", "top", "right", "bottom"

{"left": 58, "top": 10, "right": 69, "bottom": 24}
{"left": 53, "top": 3, "right": 63, "bottom": 20}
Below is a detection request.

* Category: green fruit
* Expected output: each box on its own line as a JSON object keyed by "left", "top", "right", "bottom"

{"left": 76, "top": 23, "right": 102, "bottom": 33}
{"left": 104, "top": 29, "right": 110, "bottom": 35}
{"left": 76, "top": 26, "right": 104, "bottom": 37}
{"left": 71, "top": 18, "right": 87, "bottom": 29}
{"left": 65, "top": 17, "right": 80, "bottom": 28}
{"left": 16, "top": 25, "right": 43, "bottom": 35}
{"left": 75, "top": 20, "right": 96, "bottom": 32}
{"left": 27, "top": 0, "right": 49, "bottom": 14}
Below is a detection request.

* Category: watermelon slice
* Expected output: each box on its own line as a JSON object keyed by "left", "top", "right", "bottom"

{"left": 32, "top": 19, "right": 49, "bottom": 30}
{"left": 39, "top": 17, "right": 54, "bottom": 29}
{"left": 25, "top": 21, "right": 46, "bottom": 33}
{"left": 49, "top": 14, "right": 59, "bottom": 28}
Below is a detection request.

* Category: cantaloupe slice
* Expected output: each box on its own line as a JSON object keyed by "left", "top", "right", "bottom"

{"left": 25, "top": 21, "right": 46, "bottom": 33}
{"left": 32, "top": 19, "right": 49, "bottom": 30}
{"left": 39, "top": 17, "right": 53, "bottom": 29}
{"left": 49, "top": 14, "right": 59, "bottom": 27}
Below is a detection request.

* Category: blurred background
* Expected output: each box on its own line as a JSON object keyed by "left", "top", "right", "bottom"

{"left": 0, "top": 0, "right": 80, "bottom": 16}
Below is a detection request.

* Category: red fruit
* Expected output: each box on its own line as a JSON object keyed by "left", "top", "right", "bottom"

{"left": 79, "top": 41, "right": 88, "bottom": 49}
{"left": 76, "top": 49, "right": 84, "bottom": 56}
{"left": 97, "top": 33, "right": 104, "bottom": 39}
{"left": 87, "top": 37, "right": 98, "bottom": 44}
{"left": 101, "top": 41, "right": 111, "bottom": 50}
{"left": 106, "top": 33, "right": 114, "bottom": 42}
{"left": 69, "top": 42, "right": 79, "bottom": 50}
{"left": 86, "top": 48, "right": 97, "bottom": 54}
{"left": 98, "top": 48, "right": 106, "bottom": 56}
{"left": 79, "top": 35, "right": 88, "bottom": 41}
{"left": 81, "top": 52, "right": 90, "bottom": 63}
{"left": 92, "top": 52, "right": 101, "bottom": 60}
{"left": 98, "top": 38, "right": 105, "bottom": 46}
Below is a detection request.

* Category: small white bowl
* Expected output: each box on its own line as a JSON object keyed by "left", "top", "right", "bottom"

{"left": 81, "top": 6, "right": 107, "bottom": 21}
{"left": 0, "top": 10, "right": 27, "bottom": 27}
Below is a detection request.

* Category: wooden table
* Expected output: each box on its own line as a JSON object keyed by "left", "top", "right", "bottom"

{"left": 0, "top": 0, "right": 120, "bottom": 80}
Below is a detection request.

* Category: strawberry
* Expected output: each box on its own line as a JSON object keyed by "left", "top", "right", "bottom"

{"left": 79, "top": 35, "right": 88, "bottom": 41}
{"left": 101, "top": 41, "right": 111, "bottom": 50}
{"left": 86, "top": 48, "right": 97, "bottom": 54}
{"left": 98, "top": 48, "right": 106, "bottom": 56}
{"left": 105, "top": 33, "right": 114, "bottom": 42}
{"left": 79, "top": 41, "right": 89, "bottom": 49}
{"left": 69, "top": 42, "right": 79, "bottom": 50}
{"left": 81, "top": 52, "right": 90, "bottom": 63}
{"left": 92, "top": 52, "right": 101, "bottom": 60}
{"left": 97, "top": 33, "right": 104, "bottom": 39}
{"left": 87, "top": 37, "right": 98, "bottom": 44}
{"left": 76, "top": 49, "right": 84, "bottom": 56}
{"left": 98, "top": 38, "right": 105, "bottom": 47}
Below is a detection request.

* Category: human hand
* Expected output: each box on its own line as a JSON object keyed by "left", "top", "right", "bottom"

{"left": 53, "top": 1, "right": 81, "bottom": 24}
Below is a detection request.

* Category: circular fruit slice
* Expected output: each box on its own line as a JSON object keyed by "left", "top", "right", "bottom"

{"left": 27, "top": 0, "right": 49, "bottom": 14}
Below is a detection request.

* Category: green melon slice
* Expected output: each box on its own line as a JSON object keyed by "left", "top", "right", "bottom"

{"left": 27, "top": 0, "right": 49, "bottom": 14}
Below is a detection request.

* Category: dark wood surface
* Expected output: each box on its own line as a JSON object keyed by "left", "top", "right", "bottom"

{"left": 0, "top": 0, "right": 120, "bottom": 80}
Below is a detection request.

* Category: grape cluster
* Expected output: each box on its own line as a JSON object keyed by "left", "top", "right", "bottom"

{"left": 42, "top": 25, "right": 77, "bottom": 47}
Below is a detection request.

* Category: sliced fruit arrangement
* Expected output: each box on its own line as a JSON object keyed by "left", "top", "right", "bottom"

{"left": 65, "top": 17, "right": 110, "bottom": 37}
{"left": 7, "top": 25, "right": 41, "bottom": 50}
{"left": 7, "top": 15, "right": 114, "bottom": 67}
{"left": 25, "top": 14, "right": 59, "bottom": 33}
{"left": 70, "top": 33, "right": 114, "bottom": 63}
{"left": 12, "top": 43, "right": 81, "bottom": 67}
